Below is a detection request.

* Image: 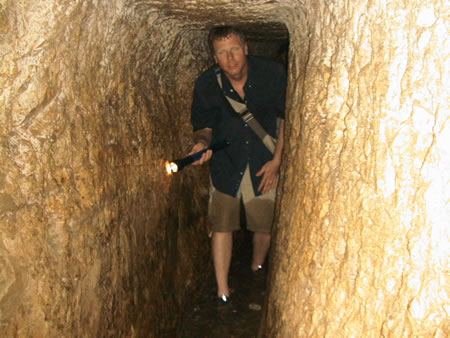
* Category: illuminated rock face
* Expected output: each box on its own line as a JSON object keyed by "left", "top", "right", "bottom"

{"left": 0, "top": 0, "right": 448, "bottom": 337}
{"left": 0, "top": 1, "right": 213, "bottom": 336}
{"left": 264, "top": 1, "right": 449, "bottom": 337}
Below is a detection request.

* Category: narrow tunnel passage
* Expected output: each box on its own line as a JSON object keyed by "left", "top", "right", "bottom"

{"left": 1, "top": 1, "right": 448, "bottom": 337}
{"left": 171, "top": 24, "right": 290, "bottom": 338}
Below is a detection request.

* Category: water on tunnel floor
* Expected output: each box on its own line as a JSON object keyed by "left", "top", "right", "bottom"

{"left": 178, "top": 230, "right": 268, "bottom": 338}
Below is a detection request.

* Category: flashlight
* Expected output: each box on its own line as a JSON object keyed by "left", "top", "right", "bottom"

{"left": 166, "top": 140, "right": 230, "bottom": 174}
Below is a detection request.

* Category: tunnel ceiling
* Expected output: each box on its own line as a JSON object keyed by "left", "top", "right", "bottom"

{"left": 137, "top": 0, "right": 291, "bottom": 41}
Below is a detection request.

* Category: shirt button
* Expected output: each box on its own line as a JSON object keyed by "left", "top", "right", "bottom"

{"left": 244, "top": 124, "right": 248, "bottom": 127}
{"left": 245, "top": 141, "right": 249, "bottom": 144}
{"left": 240, "top": 172, "right": 243, "bottom": 175}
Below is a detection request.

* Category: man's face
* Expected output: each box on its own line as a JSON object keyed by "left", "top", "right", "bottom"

{"left": 213, "top": 33, "right": 248, "bottom": 82}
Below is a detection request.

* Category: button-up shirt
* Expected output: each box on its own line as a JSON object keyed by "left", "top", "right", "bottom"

{"left": 191, "top": 56, "right": 287, "bottom": 197}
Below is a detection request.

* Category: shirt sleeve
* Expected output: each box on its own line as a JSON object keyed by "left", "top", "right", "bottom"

{"left": 275, "top": 64, "right": 287, "bottom": 120}
{"left": 191, "top": 78, "right": 217, "bottom": 131}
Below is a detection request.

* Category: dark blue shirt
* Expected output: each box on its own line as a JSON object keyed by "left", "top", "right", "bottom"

{"left": 191, "top": 56, "right": 287, "bottom": 197}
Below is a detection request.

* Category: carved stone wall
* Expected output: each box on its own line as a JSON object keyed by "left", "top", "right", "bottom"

{"left": 0, "top": 1, "right": 213, "bottom": 336}
{"left": 1, "top": 0, "right": 448, "bottom": 337}
{"left": 264, "top": 1, "right": 449, "bottom": 337}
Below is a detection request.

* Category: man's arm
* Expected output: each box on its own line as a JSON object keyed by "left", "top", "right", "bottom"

{"left": 272, "top": 119, "right": 284, "bottom": 167}
{"left": 193, "top": 128, "right": 212, "bottom": 148}
{"left": 256, "top": 120, "right": 284, "bottom": 194}
{"left": 190, "top": 128, "right": 213, "bottom": 165}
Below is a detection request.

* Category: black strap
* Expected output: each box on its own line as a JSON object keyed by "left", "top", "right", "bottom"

{"left": 215, "top": 67, "right": 275, "bottom": 154}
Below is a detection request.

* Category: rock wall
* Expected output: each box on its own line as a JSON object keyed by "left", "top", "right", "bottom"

{"left": 0, "top": 1, "right": 213, "bottom": 336}
{"left": 264, "top": 0, "right": 449, "bottom": 337}
{"left": 1, "top": 0, "right": 448, "bottom": 337}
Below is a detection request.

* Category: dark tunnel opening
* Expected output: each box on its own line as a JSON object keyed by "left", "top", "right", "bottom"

{"left": 238, "top": 22, "right": 290, "bottom": 64}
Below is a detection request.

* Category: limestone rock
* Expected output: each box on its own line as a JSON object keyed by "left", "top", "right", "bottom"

{"left": 263, "top": 1, "right": 449, "bottom": 337}
{"left": 0, "top": 0, "right": 448, "bottom": 337}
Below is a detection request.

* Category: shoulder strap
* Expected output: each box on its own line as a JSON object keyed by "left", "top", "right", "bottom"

{"left": 214, "top": 67, "right": 275, "bottom": 154}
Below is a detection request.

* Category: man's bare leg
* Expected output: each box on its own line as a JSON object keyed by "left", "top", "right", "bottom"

{"left": 251, "top": 232, "right": 271, "bottom": 271}
{"left": 212, "top": 231, "right": 233, "bottom": 298}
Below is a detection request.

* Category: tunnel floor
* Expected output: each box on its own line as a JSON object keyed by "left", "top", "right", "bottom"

{"left": 178, "top": 230, "right": 267, "bottom": 337}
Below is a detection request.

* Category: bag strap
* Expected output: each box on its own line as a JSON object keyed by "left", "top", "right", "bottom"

{"left": 215, "top": 67, "right": 275, "bottom": 154}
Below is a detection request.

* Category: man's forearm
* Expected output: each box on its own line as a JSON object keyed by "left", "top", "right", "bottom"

{"left": 193, "top": 128, "right": 213, "bottom": 147}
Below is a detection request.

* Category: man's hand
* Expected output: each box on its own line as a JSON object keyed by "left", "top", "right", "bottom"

{"left": 256, "top": 120, "right": 284, "bottom": 194}
{"left": 189, "top": 142, "right": 212, "bottom": 165}
{"left": 256, "top": 159, "right": 280, "bottom": 194}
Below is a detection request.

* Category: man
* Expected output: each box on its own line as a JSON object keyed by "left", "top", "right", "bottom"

{"left": 190, "top": 26, "right": 287, "bottom": 303}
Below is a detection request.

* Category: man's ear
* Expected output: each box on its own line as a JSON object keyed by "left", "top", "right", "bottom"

{"left": 244, "top": 44, "right": 248, "bottom": 55}
{"left": 214, "top": 55, "right": 217, "bottom": 63}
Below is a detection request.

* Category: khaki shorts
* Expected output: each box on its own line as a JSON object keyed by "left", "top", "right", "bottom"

{"left": 208, "top": 166, "right": 276, "bottom": 234}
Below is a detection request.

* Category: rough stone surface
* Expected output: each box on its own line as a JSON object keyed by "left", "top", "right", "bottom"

{"left": 0, "top": 0, "right": 448, "bottom": 337}
{"left": 264, "top": 1, "right": 449, "bottom": 337}
{"left": 0, "top": 1, "right": 214, "bottom": 336}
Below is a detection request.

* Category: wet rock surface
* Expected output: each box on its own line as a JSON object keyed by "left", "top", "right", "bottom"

{"left": 179, "top": 230, "right": 267, "bottom": 338}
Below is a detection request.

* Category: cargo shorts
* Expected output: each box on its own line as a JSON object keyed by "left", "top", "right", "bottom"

{"left": 208, "top": 166, "right": 276, "bottom": 234}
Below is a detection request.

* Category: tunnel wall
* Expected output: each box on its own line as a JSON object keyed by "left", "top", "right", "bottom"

{"left": 0, "top": 1, "right": 212, "bottom": 336}
{"left": 265, "top": 0, "right": 449, "bottom": 336}
{"left": 1, "top": 0, "right": 448, "bottom": 336}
